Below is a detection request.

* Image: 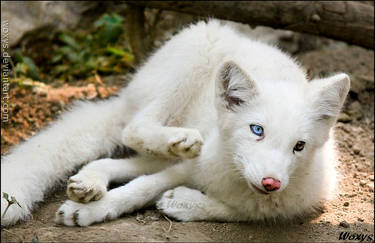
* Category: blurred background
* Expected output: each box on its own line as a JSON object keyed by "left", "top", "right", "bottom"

{"left": 1, "top": 1, "right": 374, "bottom": 242}
{"left": 2, "top": 1, "right": 373, "bottom": 84}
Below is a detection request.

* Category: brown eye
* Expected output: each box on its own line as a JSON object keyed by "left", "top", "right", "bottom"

{"left": 293, "top": 141, "right": 305, "bottom": 153}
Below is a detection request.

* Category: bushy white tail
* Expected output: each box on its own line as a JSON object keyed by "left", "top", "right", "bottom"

{"left": 1, "top": 97, "right": 126, "bottom": 226}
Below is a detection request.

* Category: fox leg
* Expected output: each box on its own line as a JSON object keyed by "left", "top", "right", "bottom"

{"left": 56, "top": 161, "right": 192, "bottom": 226}
{"left": 157, "top": 186, "right": 243, "bottom": 222}
{"left": 121, "top": 101, "right": 204, "bottom": 159}
{"left": 66, "top": 157, "right": 174, "bottom": 203}
{"left": 122, "top": 125, "right": 203, "bottom": 159}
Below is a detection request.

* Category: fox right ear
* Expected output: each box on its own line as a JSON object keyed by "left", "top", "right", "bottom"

{"left": 310, "top": 73, "right": 350, "bottom": 123}
{"left": 216, "top": 61, "right": 258, "bottom": 111}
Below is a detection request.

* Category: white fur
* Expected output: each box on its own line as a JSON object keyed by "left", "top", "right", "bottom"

{"left": 1, "top": 20, "right": 350, "bottom": 226}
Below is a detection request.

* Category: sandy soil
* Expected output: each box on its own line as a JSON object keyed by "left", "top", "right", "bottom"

{"left": 1, "top": 46, "right": 374, "bottom": 242}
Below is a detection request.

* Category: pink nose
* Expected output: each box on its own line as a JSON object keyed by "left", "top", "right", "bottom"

{"left": 262, "top": 177, "right": 281, "bottom": 191}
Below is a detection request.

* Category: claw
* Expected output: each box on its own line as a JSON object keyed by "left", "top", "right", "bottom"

{"left": 72, "top": 210, "right": 80, "bottom": 226}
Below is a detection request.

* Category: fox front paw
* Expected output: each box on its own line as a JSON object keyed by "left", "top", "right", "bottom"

{"left": 168, "top": 129, "right": 203, "bottom": 159}
{"left": 55, "top": 199, "right": 116, "bottom": 227}
{"left": 67, "top": 173, "right": 107, "bottom": 203}
{"left": 156, "top": 186, "right": 206, "bottom": 221}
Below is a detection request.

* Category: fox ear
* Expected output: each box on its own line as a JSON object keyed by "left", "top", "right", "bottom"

{"left": 217, "top": 61, "right": 258, "bottom": 111}
{"left": 310, "top": 73, "right": 350, "bottom": 123}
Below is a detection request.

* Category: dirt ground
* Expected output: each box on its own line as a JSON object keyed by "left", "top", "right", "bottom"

{"left": 1, "top": 45, "right": 374, "bottom": 242}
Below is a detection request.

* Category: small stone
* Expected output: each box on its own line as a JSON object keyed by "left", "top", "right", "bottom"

{"left": 360, "top": 180, "right": 367, "bottom": 187}
{"left": 349, "top": 100, "right": 361, "bottom": 110}
{"left": 343, "top": 202, "right": 349, "bottom": 207}
{"left": 358, "top": 217, "right": 364, "bottom": 222}
{"left": 339, "top": 220, "right": 350, "bottom": 228}
{"left": 369, "top": 175, "right": 374, "bottom": 181}
{"left": 368, "top": 184, "right": 374, "bottom": 192}
{"left": 337, "top": 113, "right": 352, "bottom": 123}
{"left": 348, "top": 101, "right": 363, "bottom": 120}
{"left": 311, "top": 14, "right": 321, "bottom": 22}
{"left": 319, "top": 219, "right": 331, "bottom": 225}
{"left": 353, "top": 147, "right": 361, "bottom": 155}
{"left": 356, "top": 164, "right": 366, "bottom": 172}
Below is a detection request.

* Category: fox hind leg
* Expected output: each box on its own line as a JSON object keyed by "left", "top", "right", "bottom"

{"left": 56, "top": 161, "right": 192, "bottom": 226}
{"left": 67, "top": 157, "right": 174, "bottom": 203}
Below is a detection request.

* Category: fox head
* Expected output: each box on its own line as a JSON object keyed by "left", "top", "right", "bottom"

{"left": 215, "top": 61, "right": 350, "bottom": 194}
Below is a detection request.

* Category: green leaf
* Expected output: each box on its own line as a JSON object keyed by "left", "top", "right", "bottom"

{"left": 54, "top": 65, "right": 70, "bottom": 74}
{"left": 106, "top": 47, "right": 130, "bottom": 57}
{"left": 15, "top": 63, "right": 27, "bottom": 75}
{"left": 2, "top": 192, "right": 9, "bottom": 201}
{"left": 100, "top": 24, "right": 123, "bottom": 44}
{"left": 59, "top": 33, "right": 80, "bottom": 50}
{"left": 23, "top": 56, "right": 42, "bottom": 81}
{"left": 10, "top": 196, "right": 21, "bottom": 208}
{"left": 51, "top": 53, "right": 63, "bottom": 63}
{"left": 15, "top": 201, "right": 22, "bottom": 208}
{"left": 66, "top": 52, "right": 79, "bottom": 63}
{"left": 94, "top": 13, "right": 123, "bottom": 28}
{"left": 13, "top": 51, "right": 25, "bottom": 63}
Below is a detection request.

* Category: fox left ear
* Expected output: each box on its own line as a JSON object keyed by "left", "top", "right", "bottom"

{"left": 216, "top": 61, "right": 258, "bottom": 111}
{"left": 310, "top": 73, "right": 350, "bottom": 123}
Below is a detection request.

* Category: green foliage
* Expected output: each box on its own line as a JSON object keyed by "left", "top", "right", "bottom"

{"left": 13, "top": 51, "right": 42, "bottom": 81}
{"left": 94, "top": 13, "right": 124, "bottom": 44}
{"left": 12, "top": 13, "right": 133, "bottom": 83}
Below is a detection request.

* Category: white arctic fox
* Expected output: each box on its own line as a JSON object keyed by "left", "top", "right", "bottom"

{"left": 1, "top": 20, "right": 350, "bottom": 227}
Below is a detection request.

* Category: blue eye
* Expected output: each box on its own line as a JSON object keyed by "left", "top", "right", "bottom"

{"left": 250, "top": 124, "right": 264, "bottom": 136}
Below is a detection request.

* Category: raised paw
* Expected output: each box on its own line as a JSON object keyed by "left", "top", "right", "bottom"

{"left": 55, "top": 199, "right": 115, "bottom": 227}
{"left": 67, "top": 172, "right": 107, "bottom": 203}
{"left": 168, "top": 129, "right": 203, "bottom": 159}
{"left": 156, "top": 186, "right": 206, "bottom": 221}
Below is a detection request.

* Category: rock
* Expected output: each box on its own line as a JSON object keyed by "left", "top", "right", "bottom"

{"left": 337, "top": 113, "right": 352, "bottom": 123}
{"left": 359, "top": 180, "right": 367, "bottom": 187}
{"left": 343, "top": 202, "right": 349, "bottom": 207}
{"left": 353, "top": 146, "right": 361, "bottom": 155}
{"left": 339, "top": 220, "right": 350, "bottom": 228}
{"left": 369, "top": 175, "right": 374, "bottom": 181}
{"left": 319, "top": 219, "right": 331, "bottom": 225}
{"left": 368, "top": 183, "right": 374, "bottom": 192}
{"left": 1, "top": 1, "right": 128, "bottom": 47}
{"left": 1, "top": 2, "right": 83, "bottom": 46}
{"left": 351, "top": 75, "right": 374, "bottom": 94}
{"left": 347, "top": 101, "right": 363, "bottom": 120}
{"left": 357, "top": 217, "right": 364, "bottom": 222}
{"left": 356, "top": 163, "right": 366, "bottom": 172}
